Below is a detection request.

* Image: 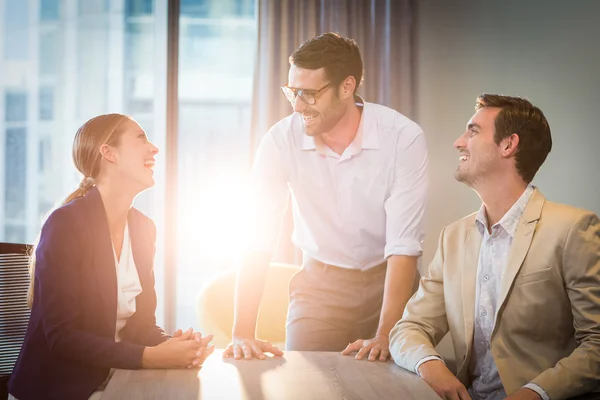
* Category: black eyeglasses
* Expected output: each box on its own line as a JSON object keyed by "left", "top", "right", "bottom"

{"left": 280, "top": 83, "right": 331, "bottom": 105}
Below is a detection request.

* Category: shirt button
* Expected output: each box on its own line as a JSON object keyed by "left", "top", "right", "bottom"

{"left": 483, "top": 275, "right": 490, "bottom": 282}
{"left": 487, "top": 240, "right": 493, "bottom": 246}
{"left": 480, "top": 309, "right": 487, "bottom": 317}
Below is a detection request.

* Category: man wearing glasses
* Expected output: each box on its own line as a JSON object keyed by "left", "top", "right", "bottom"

{"left": 224, "top": 32, "right": 427, "bottom": 361}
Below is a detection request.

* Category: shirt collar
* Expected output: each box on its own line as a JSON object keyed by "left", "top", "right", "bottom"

{"left": 475, "top": 184, "right": 535, "bottom": 237}
{"left": 301, "top": 95, "right": 379, "bottom": 152}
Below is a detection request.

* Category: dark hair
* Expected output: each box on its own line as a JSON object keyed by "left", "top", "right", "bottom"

{"left": 289, "top": 32, "right": 364, "bottom": 95}
{"left": 476, "top": 94, "right": 552, "bottom": 183}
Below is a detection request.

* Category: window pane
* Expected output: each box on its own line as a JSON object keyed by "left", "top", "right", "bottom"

{"left": 78, "top": 0, "right": 108, "bottom": 15}
{"left": 177, "top": 0, "right": 257, "bottom": 328}
{"left": 126, "top": 0, "right": 153, "bottom": 16}
{"left": 3, "top": 1, "right": 29, "bottom": 60}
{"left": 5, "top": 92, "right": 28, "bottom": 122}
{"left": 4, "top": 128, "right": 27, "bottom": 220}
{"left": 39, "top": 31, "right": 59, "bottom": 76}
{"left": 181, "top": 0, "right": 254, "bottom": 18}
{"left": 4, "top": 225, "right": 26, "bottom": 244}
{"left": 38, "top": 136, "right": 51, "bottom": 173}
{"left": 40, "top": 0, "right": 60, "bottom": 21}
{"left": 39, "top": 87, "right": 55, "bottom": 120}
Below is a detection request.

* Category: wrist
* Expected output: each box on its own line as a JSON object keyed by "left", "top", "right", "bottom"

{"left": 417, "top": 359, "right": 445, "bottom": 377}
{"left": 374, "top": 333, "right": 389, "bottom": 342}
{"left": 232, "top": 325, "right": 255, "bottom": 339}
{"left": 375, "top": 326, "right": 391, "bottom": 339}
{"left": 142, "top": 346, "right": 156, "bottom": 368}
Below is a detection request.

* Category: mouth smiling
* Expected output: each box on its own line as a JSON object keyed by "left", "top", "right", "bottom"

{"left": 144, "top": 159, "right": 155, "bottom": 169}
{"left": 303, "top": 113, "right": 318, "bottom": 123}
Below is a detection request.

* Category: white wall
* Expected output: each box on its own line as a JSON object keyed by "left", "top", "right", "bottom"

{"left": 416, "top": 0, "right": 600, "bottom": 268}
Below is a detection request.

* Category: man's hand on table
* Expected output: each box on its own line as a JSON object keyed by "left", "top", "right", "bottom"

{"left": 418, "top": 359, "right": 472, "bottom": 400}
{"left": 223, "top": 336, "right": 283, "bottom": 360}
{"left": 341, "top": 334, "right": 390, "bottom": 361}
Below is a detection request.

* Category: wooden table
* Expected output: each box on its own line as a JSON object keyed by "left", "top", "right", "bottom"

{"left": 100, "top": 350, "right": 440, "bottom": 399}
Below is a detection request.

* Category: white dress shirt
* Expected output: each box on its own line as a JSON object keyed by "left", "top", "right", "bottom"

{"left": 248, "top": 99, "right": 428, "bottom": 270}
{"left": 112, "top": 223, "right": 142, "bottom": 342}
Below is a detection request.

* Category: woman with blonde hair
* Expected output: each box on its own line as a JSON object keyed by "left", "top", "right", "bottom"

{"left": 8, "top": 114, "right": 213, "bottom": 400}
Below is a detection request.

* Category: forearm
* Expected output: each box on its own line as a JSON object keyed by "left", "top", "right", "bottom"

{"left": 376, "top": 255, "right": 418, "bottom": 337}
{"left": 46, "top": 327, "right": 146, "bottom": 369}
{"left": 232, "top": 251, "right": 272, "bottom": 337}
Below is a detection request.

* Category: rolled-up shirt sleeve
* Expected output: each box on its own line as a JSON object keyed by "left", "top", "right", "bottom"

{"left": 245, "top": 129, "right": 291, "bottom": 255}
{"left": 384, "top": 126, "right": 428, "bottom": 258}
{"left": 414, "top": 355, "right": 444, "bottom": 376}
{"left": 523, "top": 383, "right": 550, "bottom": 400}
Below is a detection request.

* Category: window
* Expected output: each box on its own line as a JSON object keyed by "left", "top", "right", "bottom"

{"left": 0, "top": 0, "right": 258, "bottom": 331}
{"left": 176, "top": 0, "right": 257, "bottom": 329}
{"left": 4, "top": 226, "right": 26, "bottom": 243}
{"left": 0, "top": 0, "right": 168, "bottom": 323}
{"left": 39, "top": 31, "right": 59, "bottom": 76}
{"left": 4, "top": 128, "right": 27, "bottom": 222}
{"left": 78, "top": 0, "right": 108, "bottom": 16}
{"left": 40, "top": 0, "right": 60, "bottom": 21}
{"left": 38, "top": 137, "right": 51, "bottom": 173}
{"left": 126, "top": 0, "right": 154, "bottom": 16}
{"left": 5, "top": 92, "right": 28, "bottom": 122}
{"left": 180, "top": 0, "right": 254, "bottom": 18}
{"left": 39, "top": 87, "right": 55, "bottom": 121}
{"left": 3, "top": 2, "right": 29, "bottom": 60}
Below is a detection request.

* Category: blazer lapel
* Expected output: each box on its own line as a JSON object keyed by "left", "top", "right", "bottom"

{"left": 460, "top": 217, "right": 481, "bottom": 373}
{"left": 493, "top": 190, "right": 544, "bottom": 327}
{"left": 85, "top": 188, "right": 118, "bottom": 331}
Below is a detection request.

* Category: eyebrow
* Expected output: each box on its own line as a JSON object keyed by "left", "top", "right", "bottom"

{"left": 467, "top": 123, "right": 481, "bottom": 130}
{"left": 286, "top": 85, "right": 320, "bottom": 92}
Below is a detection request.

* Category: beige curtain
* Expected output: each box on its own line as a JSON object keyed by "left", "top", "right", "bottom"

{"left": 250, "top": 0, "right": 416, "bottom": 262}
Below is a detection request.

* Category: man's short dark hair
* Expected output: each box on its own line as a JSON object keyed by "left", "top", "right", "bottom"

{"left": 289, "top": 32, "right": 364, "bottom": 95}
{"left": 476, "top": 94, "right": 552, "bottom": 183}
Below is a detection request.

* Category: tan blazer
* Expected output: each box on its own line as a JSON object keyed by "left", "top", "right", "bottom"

{"left": 390, "top": 189, "right": 600, "bottom": 399}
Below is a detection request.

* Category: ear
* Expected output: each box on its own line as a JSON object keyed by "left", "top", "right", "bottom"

{"left": 500, "top": 133, "right": 519, "bottom": 158}
{"left": 99, "top": 143, "right": 117, "bottom": 164}
{"left": 339, "top": 76, "right": 356, "bottom": 100}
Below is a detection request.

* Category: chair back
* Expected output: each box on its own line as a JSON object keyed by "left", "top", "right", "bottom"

{"left": 0, "top": 242, "right": 32, "bottom": 398}
{"left": 195, "top": 263, "right": 300, "bottom": 348}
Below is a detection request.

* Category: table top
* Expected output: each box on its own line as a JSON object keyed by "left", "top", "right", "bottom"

{"left": 100, "top": 350, "right": 439, "bottom": 400}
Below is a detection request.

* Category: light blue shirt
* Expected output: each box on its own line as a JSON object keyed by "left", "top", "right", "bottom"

{"left": 416, "top": 184, "right": 549, "bottom": 400}
{"left": 469, "top": 184, "right": 547, "bottom": 400}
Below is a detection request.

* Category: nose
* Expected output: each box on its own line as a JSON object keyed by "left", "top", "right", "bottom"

{"left": 292, "top": 96, "right": 308, "bottom": 113}
{"left": 453, "top": 132, "right": 467, "bottom": 150}
{"left": 149, "top": 141, "right": 159, "bottom": 155}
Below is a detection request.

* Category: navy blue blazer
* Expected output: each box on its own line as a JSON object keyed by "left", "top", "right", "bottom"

{"left": 9, "top": 187, "right": 169, "bottom": 400}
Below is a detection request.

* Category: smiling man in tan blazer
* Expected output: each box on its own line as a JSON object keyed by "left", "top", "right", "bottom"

{"left": 390, "top": 94, "right": 600, "bottom": 400}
